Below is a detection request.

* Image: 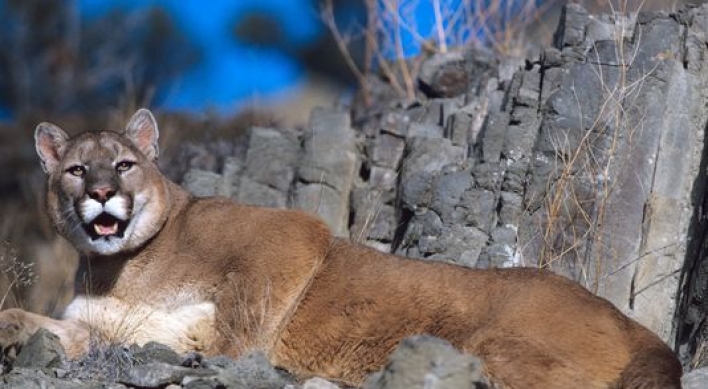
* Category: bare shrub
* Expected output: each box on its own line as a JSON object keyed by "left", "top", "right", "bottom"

{"left": 322, "top": 0, "right": 553, "bottom": 104}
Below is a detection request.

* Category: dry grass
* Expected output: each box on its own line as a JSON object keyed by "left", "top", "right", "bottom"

{"left": 67, "top": 342, "right": 136, "bottom": 381}
{"left": 216, "top": 274, "right": 272, "bottom": 355}
{"left": 0, "top": 243, "right": 36, "bottom": 310}
{"left": 351, "top": 167, "right": 401, "bottom": 246}
{"left": 66, "top": 279, "right": 180, "bottom": 380}
{"left": 691, "top": 337, "right": 708, "bottom": 369}
{"left": 352, "top": 191, "right": 391, "bottom": 245}
{"left": 537, "top": 3, "right": 651, "bottom": 292}
{"left": 534, "top": 0, "right": 665, "bottom": 293}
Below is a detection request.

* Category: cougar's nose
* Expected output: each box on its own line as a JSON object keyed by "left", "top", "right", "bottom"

{"left": 88, "top": 186, "right": 116, "bottom": 203}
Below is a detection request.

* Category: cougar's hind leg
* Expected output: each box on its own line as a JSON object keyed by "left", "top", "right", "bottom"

{"left": 462, "top": 334, "right": 607, "bottom": 389}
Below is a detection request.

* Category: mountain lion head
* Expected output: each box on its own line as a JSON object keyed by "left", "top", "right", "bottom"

{"left": 34, "top": 109, "right": 170, "bottom": 255}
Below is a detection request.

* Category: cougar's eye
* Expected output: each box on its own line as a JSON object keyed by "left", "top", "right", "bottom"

{"left": 116, "top": 160, "right": 135, "bottom": 172}
{"left": 67, "top": 165, "right": 86, "bottom": 177}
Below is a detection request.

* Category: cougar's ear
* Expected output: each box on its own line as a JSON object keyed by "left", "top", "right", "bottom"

{"left": 125, "top": 108, "right": 159, "bottom": 161}
{"left": 35, "top": 122, "right": 70, "bottom": 174}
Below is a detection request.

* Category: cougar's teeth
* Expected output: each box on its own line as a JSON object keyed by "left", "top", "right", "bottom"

{"left": 94, "top": 222, "right": 119, "bottom": 236}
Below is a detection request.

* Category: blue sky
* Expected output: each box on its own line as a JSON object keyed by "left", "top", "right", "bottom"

{"left": 78, "top": 0, "right": 324, "bottom": 113}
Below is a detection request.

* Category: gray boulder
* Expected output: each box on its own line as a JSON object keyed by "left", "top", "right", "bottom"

{"left": 363, "top": 335, "right": 488, "bottom": 389}
{"left": 683, "top": 367, "right": 708, "bottom": 389}
{"left": 14, "top": 329, "right": 65, "bottom": 370}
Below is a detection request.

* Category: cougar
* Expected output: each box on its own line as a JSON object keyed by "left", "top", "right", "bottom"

{"left": 0, "top": 109, "right": 681, "bottom": 388}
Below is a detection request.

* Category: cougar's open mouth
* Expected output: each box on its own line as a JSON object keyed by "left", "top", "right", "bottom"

{"left": 84, "top": 212, "right": 129, "bottom": 240}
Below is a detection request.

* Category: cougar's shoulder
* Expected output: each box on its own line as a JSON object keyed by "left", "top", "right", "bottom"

{"left": 173, "top": 196, "right": 333, "bottom": 270}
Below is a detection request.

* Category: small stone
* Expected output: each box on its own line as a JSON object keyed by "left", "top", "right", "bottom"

{"left": 15, "top": 329, "right": 65, "bottom": 370}
{"left": 210, "top": 351, "right": 295, "bottom": 389}
{"left": 54, "top": 368, "right": 69, "bottom": 378}
{"left": 120, "top": 362, "right": 216, "bottom": 388}
{"left": 2, "top": 367, "right": 114, "bottom": 389}
{"left": 182, "top": 352, "right": 204, "bottom": 368}
{"left": 182, "top": 377, "right": 221, "bottom": 389}
{"left": 132, "top": 341, "right": 182, "bottom": 366}
{"left": 419, "top": 52, "right": 469, "bottom": 98}
{"left": 542, "top": 48, "right": 563, "bottom": 68}
{"left": 364, "top": 240, "right": 392, "bottom": 253}
{"left": 302, "top": 377, "right": 341, "bottom": 389}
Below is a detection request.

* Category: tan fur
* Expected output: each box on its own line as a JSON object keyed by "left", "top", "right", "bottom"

{"left": 0, "top": 109, "right": 681, "bottom": 388}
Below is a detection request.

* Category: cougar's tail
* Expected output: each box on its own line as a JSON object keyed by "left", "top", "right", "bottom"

{"left": 617, "top": 344, "right": 682, "bottom": 389}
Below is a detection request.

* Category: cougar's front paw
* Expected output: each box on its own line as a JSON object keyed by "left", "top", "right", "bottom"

{"left": 0, "top": 308, "right": 37, "bottom": 362}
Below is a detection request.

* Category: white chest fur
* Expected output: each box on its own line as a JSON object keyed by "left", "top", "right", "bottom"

{"left": 62, "top": 294, "right": 216, "bottom": 353}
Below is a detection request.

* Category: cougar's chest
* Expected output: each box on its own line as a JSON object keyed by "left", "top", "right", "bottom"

{"left": 62, "top": 291, "right": 216, "bottom": 354}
